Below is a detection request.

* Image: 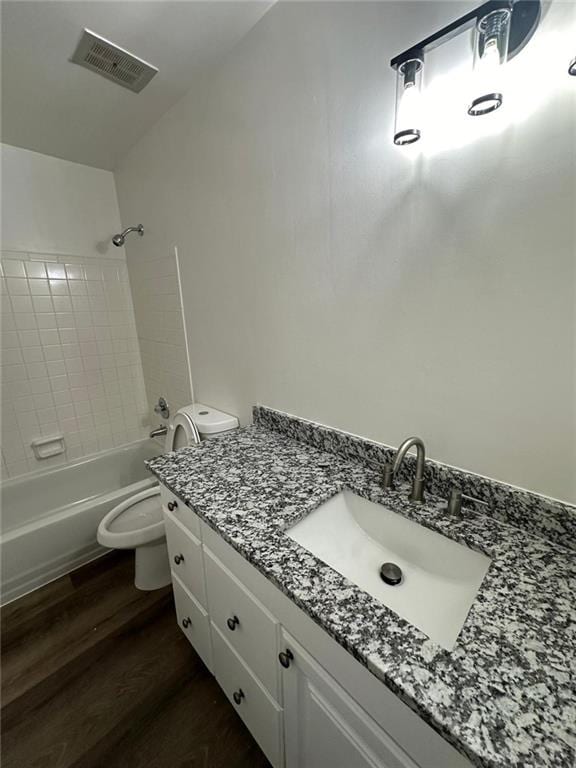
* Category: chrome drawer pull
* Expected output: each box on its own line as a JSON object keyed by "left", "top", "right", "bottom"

{"left": 167, "top": 501, "right": 178, "bottom": 511}
{"left": 233, "top": 689, "right": 245, "bottom": 705}
{"left": 174, "top": 554, "right": 184, "bottom": 565}
{"left": 182, "top": 617, "right": 191, "bottom": 629}
{"left": 227, "top": 615, "right": 240, "bottom": 631}
{"left": 279, "top": 649, "right": 294, "bottom": 668}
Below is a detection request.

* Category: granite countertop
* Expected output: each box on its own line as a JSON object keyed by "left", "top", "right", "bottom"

{"left": 147, "top": 424, "right": 575, "bottom": 768}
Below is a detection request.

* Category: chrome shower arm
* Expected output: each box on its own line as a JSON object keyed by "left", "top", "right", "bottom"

{"left": 122, "top": 225, "right": 144, "bottom": 238}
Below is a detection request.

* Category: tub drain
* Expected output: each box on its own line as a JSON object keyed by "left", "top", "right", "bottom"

{"left": 380, "top": 562, "right": 403, "bottom": 586}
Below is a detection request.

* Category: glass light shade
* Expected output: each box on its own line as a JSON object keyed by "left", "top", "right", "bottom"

{"left": 468, "top": 7, "right": 512, "bottom": 116}
{"left": 394, "top": 57, "right": 423, "bottom": 145}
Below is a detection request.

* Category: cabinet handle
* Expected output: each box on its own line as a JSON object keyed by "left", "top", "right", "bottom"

{"left": 226, "top": 615, "right": 240, "bottom": 631}
{"left": 167, "top": 501, "right": 178, "bottom": 511}
{"left": 278, "top": 649, "right": 294, "bottom": 669}
{"left": 174, "top": 554, "right": 184, "bottom": 565}
{"left": 182, "top": 617, "right": 191, "bottom": 629}
{"left": 233, "top": 689, "right": 245, "bottom": 705}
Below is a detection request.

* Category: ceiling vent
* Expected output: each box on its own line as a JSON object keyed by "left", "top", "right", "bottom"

{"left": 70, "top": 29, "right": 158, "bottom": 93}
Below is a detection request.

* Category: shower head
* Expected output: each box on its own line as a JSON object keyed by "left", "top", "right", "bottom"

{"left": 112, "top": 224, "right": 144, "bottom": 247}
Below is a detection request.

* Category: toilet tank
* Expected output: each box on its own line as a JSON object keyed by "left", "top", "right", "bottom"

{"left": 191, "top": 403, "right": 239, "bottom": 440}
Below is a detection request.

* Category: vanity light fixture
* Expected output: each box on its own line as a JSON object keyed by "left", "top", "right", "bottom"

{"left": 390, "top": 0, "right": 541, "bottom": 144}
{"left": 569, "top": 57, "right": 576, "bottom": 76}
{"left": 393, "top": 52, "right": 424, "bottom": 145}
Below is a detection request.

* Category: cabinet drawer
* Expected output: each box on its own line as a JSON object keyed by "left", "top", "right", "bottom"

{"left": 205, "top": 548, "right": 279, "bottom": 700}
{"left": 160, "top": 484, "right": 200, "bottom": 538}
{"left": 212, "top": 624, "right": 283, "bottom": 768}
{"left": 172, "top": 574, "right": 212, "bottom": 672}
{"left": 164, "top": 512, "right": 207, "bottom": 609}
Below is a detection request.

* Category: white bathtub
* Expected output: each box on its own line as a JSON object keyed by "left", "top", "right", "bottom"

{"left": 1, "top": 439, "right": 161, "bottom": 605}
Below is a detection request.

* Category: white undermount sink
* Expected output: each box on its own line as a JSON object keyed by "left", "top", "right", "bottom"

{"left": 287, "top": 490, "right": 491, "bottom": 650}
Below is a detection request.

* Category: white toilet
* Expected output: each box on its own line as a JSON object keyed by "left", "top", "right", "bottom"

{"left": 97, "top": 403, "right": 239, "bottom": 590}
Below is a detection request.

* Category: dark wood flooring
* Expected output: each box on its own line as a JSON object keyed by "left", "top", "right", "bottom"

{"left": 1, "top": 551, "right": 271, "bottom": 768}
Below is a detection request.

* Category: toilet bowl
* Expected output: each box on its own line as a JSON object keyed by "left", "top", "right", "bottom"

{"left": 97, "top": 487, "right": 167, "bottom": 590}
{"left": 97, "top": 403, "right": 239, "bottom": 590}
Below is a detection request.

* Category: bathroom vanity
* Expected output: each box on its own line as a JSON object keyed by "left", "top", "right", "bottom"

{"left": 148, "top": 407, "right": 575, "bottom": 768}
{"left": 162, "top": 484, "right": 470, "bottom": 768}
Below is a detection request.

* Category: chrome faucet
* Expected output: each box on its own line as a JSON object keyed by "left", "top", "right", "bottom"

{"left": 149, "top": 425, "right": 168, "bottom": 439}
{"left": 383, "top": 436, "right": 426, "bottom": 503}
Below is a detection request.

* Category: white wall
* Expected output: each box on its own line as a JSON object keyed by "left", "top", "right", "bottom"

{"left": 115, "top": 1, "right": 576, "bottom": 502}
{"left": 1, "top": 144, "right": 149, "bottom": 478}
{"left": 1, "top": 143, "right": 124, "bottom": 259}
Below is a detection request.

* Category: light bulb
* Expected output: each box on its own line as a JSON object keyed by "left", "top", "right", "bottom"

{"left": 468, "top": 7, "right": 511, "bottom": 116}
{"left": 394, "top": 56, "right": 424, "bottom": 145}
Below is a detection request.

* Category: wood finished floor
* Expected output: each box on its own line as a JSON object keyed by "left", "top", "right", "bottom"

{"left": 1, "top": 552, "right": 271, "bottom": 768}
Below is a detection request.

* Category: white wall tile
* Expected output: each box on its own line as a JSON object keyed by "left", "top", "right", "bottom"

{"left": 18, "top": 330, "right": 41, "bottom": 346}
{"left": 32, "top": 297, "right": 53, "bottom": 313}
{"left": 36, "top": 314, "right": 58, "bottom": 330}
{"left": 2, "top": 331, "right": 19, "bottom": 348}
{"left": 65, "top": 264, "right": 85, "bottom": 280}
{"left": 29, "top": 279, "right": 50, "bottom": 295}
{"left": 52, "top": 297, "right": 72, "bottom": 312}
{"left": 1, "top": 251, "right": 149, "bottom": 479}
{"left": 49, "top": 279, "right": 69, "bottom": 295}
{"left": 39, "top": 329, "right": 59, "bottom": 345}
{"left": 43, "top": 345, "right": 63, "bottom": 361}
{"left": 11, "top": 296, "right": 33, "bottom": 312}
{"left": 3, "top": 260, "right": 26, "bottom": 278}
{"left": 30, "top": 378, "right": 51, "bottom": 394}
{"left": 1, "top": 348, "right": 24, "bottom": 365}
{"left": 7, "top": 278, "right": 30, "bottom": 295}
{"left": 50, "top": 377, "right": 69, "bottom": 393}
{"left": 46, "top": 263, "right": 66, "bottom": 279}
{"left": 15, "top": 314, "right": 38, "bottom": 330}
{"left": 25, "top": 262, "right": 46, "bottom": 279}
{"left": 22, "top": 347, "right": 44, "bottom": 363}
{"left": 26, "top": 362, "right": 48, "bottom": 379}
{"left": 58, "top": 328, "right": 78, "bottom": 344}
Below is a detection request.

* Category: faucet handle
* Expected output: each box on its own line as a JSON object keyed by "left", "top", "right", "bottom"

{"left": 154, "top": 396, "right": 170, "bottom": 419}
{"left": 382, "top": 463, "right": 395, "bottom": 490}
{"left": 446, "top": 487, "right": 463, "bottom": 517}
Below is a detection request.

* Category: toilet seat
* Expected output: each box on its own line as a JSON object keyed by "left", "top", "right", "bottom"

{"left": 166, "top": 411, "right": 200, "bottom": 451}
{"left": 97, "top": 487, "right": 163, "bottom": 549}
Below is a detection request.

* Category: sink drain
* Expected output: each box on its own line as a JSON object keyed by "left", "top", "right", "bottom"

{"left": 380, "top": 562, "right": 403, "bottom": 586}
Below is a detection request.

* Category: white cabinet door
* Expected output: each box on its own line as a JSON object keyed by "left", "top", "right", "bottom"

{"left": 281, "top": 631, "right": 419, "bottom": 768}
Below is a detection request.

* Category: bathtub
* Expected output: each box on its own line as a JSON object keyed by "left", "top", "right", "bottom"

{"left": 1, "top": 439, "right": 162, "bottom": 605}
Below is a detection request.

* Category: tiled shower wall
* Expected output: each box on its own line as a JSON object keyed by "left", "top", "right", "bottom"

{"left": 125, "top": 246, "right": 193, "bottom": 429}
{"left": 1, "top": 250, "right": 149, "bottom": 478}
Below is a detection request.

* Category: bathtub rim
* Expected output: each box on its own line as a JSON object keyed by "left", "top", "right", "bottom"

{"left": 1, "top": 436, "right": 160, "bottom": 492}
{"left": 1, "top": 475, "right": 158, "bottom": 542}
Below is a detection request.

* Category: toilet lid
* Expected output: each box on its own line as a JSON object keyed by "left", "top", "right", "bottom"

{"left": 107, "top": 494, "right": 163, "bottom": 533}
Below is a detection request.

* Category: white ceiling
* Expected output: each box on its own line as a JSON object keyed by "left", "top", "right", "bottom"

{"left": 1, "top": 1, "right": 273, "bottom": 170}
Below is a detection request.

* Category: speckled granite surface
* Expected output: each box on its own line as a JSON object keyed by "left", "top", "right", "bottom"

{"left": 253, "top": 406, "right": 576, "bottom": 552}
{"left": 147, "top": 419, "right": 575, "bottom": 768}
